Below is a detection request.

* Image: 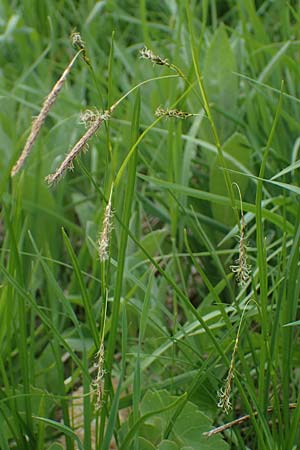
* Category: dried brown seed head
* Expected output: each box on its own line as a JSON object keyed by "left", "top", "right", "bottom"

{"left": 11, "top": 50, "right": 82, "bottom": 177}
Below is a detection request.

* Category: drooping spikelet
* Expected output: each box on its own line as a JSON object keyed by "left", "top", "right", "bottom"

{"left": 230, "top": 183, "right": 251, "bottom": 286}
{"left": 45, "top": 110, "right": 110, "bottom": 186}
{"left": 230, "top": 215, "right": 251, "bottom": 286}
{"left": 91, "top": 342, "right": 105, "bottom": 410}
{"left": 230, "top": 230, "right": 251, "bottom": 286}
{"left": 217, "top": 300, "right": 250, "bottom": 414}
{"left": 217, "top": 367, "right": 234, "bottom": 414}
{"left": 11, "top": 50, "right": 83, "bottom": 177}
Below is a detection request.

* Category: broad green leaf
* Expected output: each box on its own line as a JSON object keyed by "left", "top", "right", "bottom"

{"left": 64, "top": 336, "right": 94, "bottom": 352}
{"left": 119, "top": 393, "right": 185, "bottom": 450}
{"left": 72, "top": 192, "right": 95, "bottom": 228}
{"left": 138, "top": 390, "right": 229, "bottom": 450}
{"left": 203, "top": 25, "right": 238, "bottom": 141}
{"left": 137, "top": 437, "right": 157, "bottom": 450}
{"left": 20, "top": 174, "right": 59, "bottom": 251}
{"left": 157, "top": 440, "right": 179, "bottom": 450}
{"left": 209, "top": 132, "right": 252, "bottom": 228}
{"left": 85, "top": 220, "right": 98, "bottom": 258}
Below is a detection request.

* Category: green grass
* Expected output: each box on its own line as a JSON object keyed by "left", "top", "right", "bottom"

{"left": 1, "top": 0, "right": 300, "bottom": 449}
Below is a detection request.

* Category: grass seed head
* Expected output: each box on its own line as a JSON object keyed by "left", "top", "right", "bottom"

{"left": 11, "top": 50, "right": 82, "bottom": 177}
{"left": 230, "top": 229, "right": 251, "bottom": 286}
{"left": 217, "top": 372, "right": 233, "bottom": 414}
{"left": 80, "top": 109, "right": 101, "bottom": 128}
{"left": 98, "top": 187, "right": 114, "bottom": 262}
{"left": 71, "top": 31, "right": 92, "bottom": 67}
{"left": 230, "top": 183, "right": 251, "bottom": 286}
{"left": 71, "top": 31, "right": 85, "bottom": 51}
{"left": 217, "top": 300, "right": 251, "bottom": 414}
{"left": 139, "top": 47, "right": 170, "bottom": 67}
{"left": 155, "top": 106, "right": 193, "bottom": 119}
{"left": 80, "top": 109, "right": 110, "bottom": 128}
{"left": 45, "top": 111, "right": 109, "bottom": 186}
{"left": 91, "top": 342, "right": 105, "bottom": 411}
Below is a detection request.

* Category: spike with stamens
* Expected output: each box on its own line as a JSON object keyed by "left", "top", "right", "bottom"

{"left": 45, "top": 110, "right": 110, "bottom": 186}
{"left": 139, "top": 47, "right": 170, "bottom": 67}
{"left": 11, "top": 50, "right": 83, "bottom": 177}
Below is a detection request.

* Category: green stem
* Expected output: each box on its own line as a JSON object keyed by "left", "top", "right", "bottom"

{"left": 185, "top": 1, "right": 239, "bottom": 225}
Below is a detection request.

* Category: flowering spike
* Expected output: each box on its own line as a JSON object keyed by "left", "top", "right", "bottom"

{"left": 98, "top": 186, "right": 114, "bottom": 262}
{"left": 91, "top": 342, "right": 105, "bottom": 410}
{"left": 45, "top": 110, "right": 110, "bottom": 186}
{"left": 139, "top": 47, "right": 170, "bottom": 67}
{"left": 11, "top": 50, "right": 82, "bottom": 177}
{"left": 230, "top": 183, "right": 251, "bottom": 286}
{"left": 155, "top": 105, "right": 193, "bottom": 119}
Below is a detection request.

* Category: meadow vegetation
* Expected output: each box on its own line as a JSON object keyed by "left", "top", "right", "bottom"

{"left": 1, "top": 1, "right": 300, "bottom": 449}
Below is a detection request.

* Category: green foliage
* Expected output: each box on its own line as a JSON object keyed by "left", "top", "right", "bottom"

{"left": 130, "top": 390, "right": 229, "bottom": 450}
{"left": 120, "top": 391, "right": 228, "bottom": 450}
{"left": 210, "top": 132, "right": 252, "bottom": 228}
{"left": 1, "top": 1, "right": 300, "bottom": 449}
{"left": 203, "top": 25, "right": 238, "bottom": 142}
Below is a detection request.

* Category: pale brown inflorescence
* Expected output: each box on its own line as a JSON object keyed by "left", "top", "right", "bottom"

{"left": 230, "top": 220, "right": 251, "bottom": 286}
{"left": 98, "top": 187, "right": 114, "bottom": 262}
{"left": 91, "top": 342, "right": 105, "bottom": 410}
{"left": 217, "top": 299, "right": 251, "bottom": 414}
{"left": 230, "top": 184, "right": 251, "bottom": 286}
{"left": 217, "top": 332, "right": 237, "bottom": 414}
{"left": 45, "top": 110, "right": 110, "bottom": 186}
{"left": 217, "top": 370, "right": 234, "bottom": 414}
{"left": 79, "top": 109, "right": 101, "bottom": 128}
{"left": 11, "top": 50, "right": 83, "bottom": 177}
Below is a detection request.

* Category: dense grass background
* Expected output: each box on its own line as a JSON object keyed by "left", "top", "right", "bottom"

{"left": 1, "top": 0, "right": 300, "bottom": 449}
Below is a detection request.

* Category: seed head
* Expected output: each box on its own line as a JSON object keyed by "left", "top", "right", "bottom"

{"left": 98, "top": 187, "right": 114, "bottom": 262}
{"left": 217, "top": 372, "right": 233, "bottom": 414}
{"left": 45, "top": 110, "right": 110, "bottom": 186}
{"left": 11, "top": 50, "right": 82, "bottom": 177}
{"left": 230, "top": 226, "right": 251, "bottom": 286}
{"left": 71, "top": 32, "right": 85, "bottom": 51}
{"left": 155, "top": 106, "right": 193, "bottom": 119}
{"left": 230, "top": 183, "right": 251, "bottom": 286}
{"left": 71, "top": 31, "right": 92, "bottom": 67}
{"left": 139, "top": 47, "right": 170, "bottom": 67}
{"left": 217, "top": 299, "right": 251, "bottom": 414}
{"left": 91, "top": 342, "right": 105, "bottom": 410}
{"left": 79, "top": 109, "right": 110, "bottom": 128}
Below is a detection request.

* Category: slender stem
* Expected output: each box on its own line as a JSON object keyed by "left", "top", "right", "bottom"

{"left": 185, "top": 1, "right": 239, "bottom": 224}
{"left": 204, "top": 403, "right": 297, "bottom": 438}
